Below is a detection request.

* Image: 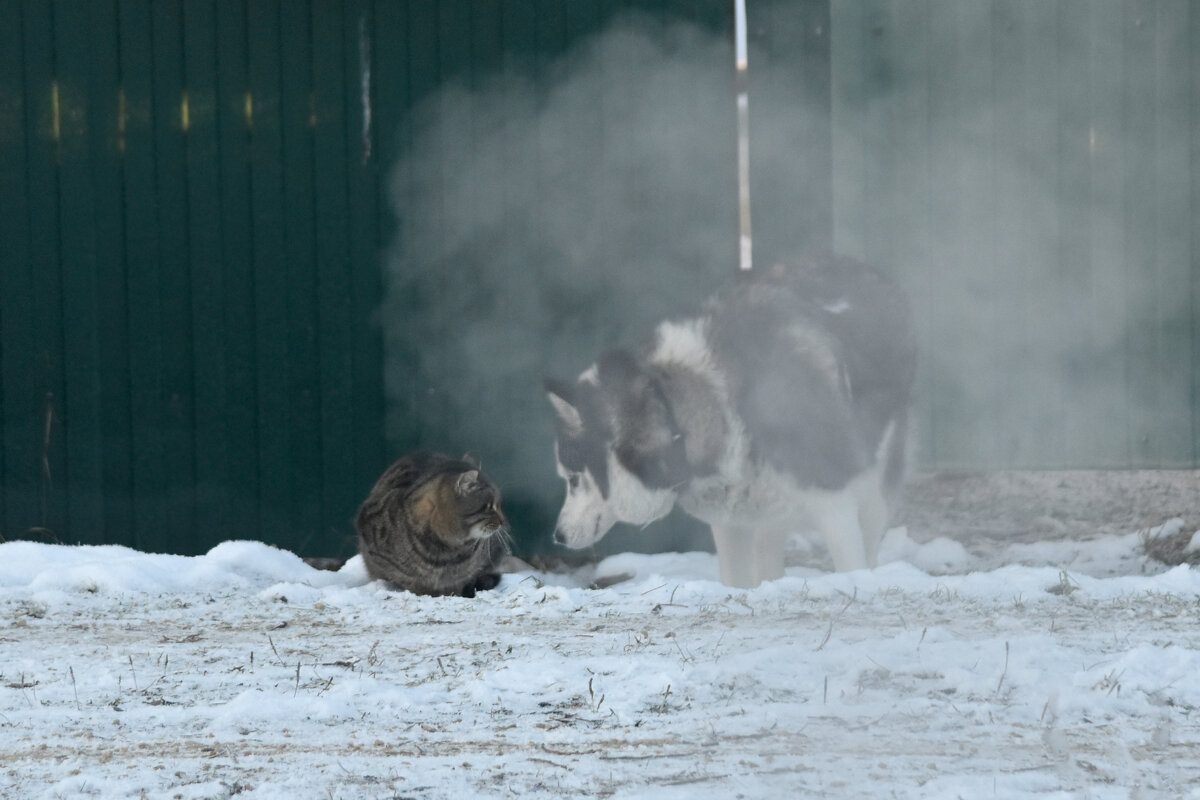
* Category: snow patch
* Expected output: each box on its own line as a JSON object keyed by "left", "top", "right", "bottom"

{"left": 2, "top": 523, "right": 1199, "bottom": 798}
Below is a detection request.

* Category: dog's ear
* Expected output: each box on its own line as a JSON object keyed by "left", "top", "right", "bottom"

{"left": 544, "top": 378, "right": 583, "bottom": 436}
{"left": 614, "top": 373, "right": 689, "bottom": 490}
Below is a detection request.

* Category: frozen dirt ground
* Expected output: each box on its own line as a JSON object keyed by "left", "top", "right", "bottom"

{"left": 1, "top": 470, "right": 1198, "bottom": 800}
{"left": 902, "top": 470, "right": 1200, "bottom": 547}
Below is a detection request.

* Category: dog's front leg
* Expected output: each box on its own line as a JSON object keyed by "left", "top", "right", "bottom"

{"left": 854, "top": 478, "right": 888, "bottom": 568}
{"left": 753, "top": 528, "right": 787, "bottom": 585}
{"left": 711, "top": 525, "right": 760, "bottom": 588}
{"left": 814, "top": 489, "right": 869, "bottom": 572}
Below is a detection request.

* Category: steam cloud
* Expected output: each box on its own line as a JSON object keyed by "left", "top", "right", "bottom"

{"left": 829, "top": 1, "right": 1196, "bottom": 469}
{"left": 382, "top": 11, "right": 830, "bottom": 554}
{"left": 383, "top": 5, "right": 1196, "bottom": 554}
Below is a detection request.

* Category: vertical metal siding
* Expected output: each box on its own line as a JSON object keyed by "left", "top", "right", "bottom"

{"left": 1, "top": 0, "right": 391, "bottom": 555}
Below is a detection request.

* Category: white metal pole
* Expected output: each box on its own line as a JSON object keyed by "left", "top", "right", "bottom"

{"left": 734, "top": 0, "right": 752, "bottom": 273}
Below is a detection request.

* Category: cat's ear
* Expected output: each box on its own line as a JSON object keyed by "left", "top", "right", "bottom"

{"left": 544, "top": 378, "right": 583, "bottom": 436}
{"left": 461, "top": 451, "right": 482, "bottom": 469}
{"left": 454, "top": 469, "right": 481, "bottom": 496}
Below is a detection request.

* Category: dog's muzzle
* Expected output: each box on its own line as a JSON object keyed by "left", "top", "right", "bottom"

{"left": 553, "top": 521, "right": 599, "bottom": 549}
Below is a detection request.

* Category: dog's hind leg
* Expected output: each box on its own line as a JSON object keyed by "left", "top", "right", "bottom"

{"left": 712, "top": 525, "right": 759, "bottom": 588}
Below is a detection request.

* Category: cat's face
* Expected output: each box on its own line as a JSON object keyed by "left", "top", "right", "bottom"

{"left": 442, "top": 469, "right": 509, "bottom": 545}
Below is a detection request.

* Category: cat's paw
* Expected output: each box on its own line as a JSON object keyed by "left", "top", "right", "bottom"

{"left": 461, "top": 572, "right": 501, "bottom": 598}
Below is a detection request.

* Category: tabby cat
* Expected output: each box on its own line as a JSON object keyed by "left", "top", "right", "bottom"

{"left": 355, "top": 452, "right": 511, "bottom": 597}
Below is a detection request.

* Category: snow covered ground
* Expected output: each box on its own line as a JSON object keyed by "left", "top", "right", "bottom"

{"left": 2, "top": 474, "right": 1199, "bottom": 799}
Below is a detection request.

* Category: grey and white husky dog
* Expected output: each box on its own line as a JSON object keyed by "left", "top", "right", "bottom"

{"left": 545, "top": 254, "right": 916, "bottom": 587}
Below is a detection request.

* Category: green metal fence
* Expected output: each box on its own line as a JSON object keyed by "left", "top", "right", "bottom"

{"left": 1, "top": 0, "right": 395, "bottom": 557}
{"left": 2, "top": 1, "right": 1194, "bottom": 559}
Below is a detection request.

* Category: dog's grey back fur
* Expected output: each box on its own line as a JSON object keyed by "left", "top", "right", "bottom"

{"left": 706, "top": 254, "right": 915, "bottom": 494}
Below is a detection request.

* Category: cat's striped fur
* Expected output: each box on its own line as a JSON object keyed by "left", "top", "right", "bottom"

{"left": 355, "top": 452, "right": 511, "bottom": 597}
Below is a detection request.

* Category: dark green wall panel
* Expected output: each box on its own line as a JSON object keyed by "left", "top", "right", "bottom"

{"left": 312, "top": 0, "right": 354, "bottom": 550}
{"left": 21, "top": 0, "right": 68, "bottom": 541}
{"left": 184, "top": 0, "right": 230, "bottom": 547}
{"left": 214, "top": 0, "right": 260, "bottom": 545}
{"left": 0, "top": 0, "right": 28, "bottom": 540}
{"left": 0, "top": 0, "right": 394, "bottom": 554}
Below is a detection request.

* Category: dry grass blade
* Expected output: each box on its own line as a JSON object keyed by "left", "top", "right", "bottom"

{"left": 995, "top": 641, "right": 1010, "bottom": 695}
